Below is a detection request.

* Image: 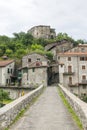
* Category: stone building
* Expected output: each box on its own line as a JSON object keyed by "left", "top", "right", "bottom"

{"left": 45, "top": 40, "right": 74, "bottom": 60}
{"left": 19, "top": 53, "right": 48, "bottom": 87}
{"left": 68, "top": 44, "right": 87, "bottom": 52}
{"left": 0, "top": 60, "right": 15, "bottom": 86}
{"left": 22, "top": 52, "right": 48, "bottom": 67}
{"left": 21, "top": 61, "right": 48, "bottom": 87}
{"left": 58, "top": 51, "right": 87, "bottom": 96}
{"left": 28, "top": 25, "right": 56, "bottom": 39}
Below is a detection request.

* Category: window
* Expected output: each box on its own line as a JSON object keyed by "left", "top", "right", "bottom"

{"left": 69, "top": 77, "right": 72, "bottom": 84}
{"left": 80, "top": 57, "right": 87, "bottom": 61}
{"left": 11, "top": 69, "right": 13, "bottom": 74}
{"left": 68, "top": 57, "right": 71, "bottom": 61}
{"left": 81, "top": 48, "right": 85, "bottom": 52}
{"left": 68, "top": 66, "right": 72, "bottom": 72}
{"left": 37, "top": 58, "right": 40, "bottom": 61}
{"left": 83, "top": 86, "right": 86, "bottom": 89}
{"left": 6, "top": 79, "right": 8, "bottom": 84}
{"left": 82, "top": 65, "right": 86, "bottom": 70}
{"left": 80, "top": 57, "right": 85, "bottom": 61}
{"left": 32, "top": 68, "right": 35, "bottom": 72}
{"left": 61, "top": 64, "right": 63, "bottom": 67}
{"left": 28, "top": 58, "right": 31, "bottom": 62}
{"left": 7, "top": 68, "right": 10, "bottom": 73}
{"left": 82, "top": 75, "right": 86, "bottom": 80}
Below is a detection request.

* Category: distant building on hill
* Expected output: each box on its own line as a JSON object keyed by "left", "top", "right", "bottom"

{"left": 28, "top": 25, "right": 56, "bottom": 39}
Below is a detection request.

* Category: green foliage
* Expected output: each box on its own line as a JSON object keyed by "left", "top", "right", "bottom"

{"left": 31, "top": 43, "right": 44, "bottom": 51}
{"left": 15, "top": 49, "right": 27, "bottom": 58}
{"left": 0, "top": 31, "right": 86, "bottom": 59}
{"left": 0, "top": 89, "right": 10, "bottom": 101}
{"left": 76, "top": 39, "right": 85, "bottom": 44}
{"left": 45, "top": 51, "right": 53, "bottom": 60}
{"left": 81, "top": 95, "right": 87, "bottom": 103}
{"left": 56, "top": 33, "right": 75, "bottom": 42}
{"left": 5, "top": 49, "right": 13, "bottom": 56}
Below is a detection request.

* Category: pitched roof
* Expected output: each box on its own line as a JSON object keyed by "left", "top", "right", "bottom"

{"left": 0, "top": 60, "right": 14, "bottom": 67}
{"left": 45, "top": 40, "right": 73, "bottom": 51}
{"left": 29, "top": 61, "right": 48, "bottom": 68}
{"left": 22, "top": 52, "right": 47, "bottom": 59}
{"left": 59, "top": 52, "right": 87, "bottom": 56}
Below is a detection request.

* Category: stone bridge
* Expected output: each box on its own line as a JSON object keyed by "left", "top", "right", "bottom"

{"left": 0, "top": 84, "right": 87, "bottom": 130}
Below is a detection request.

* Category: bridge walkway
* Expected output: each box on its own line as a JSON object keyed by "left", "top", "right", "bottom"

{"left": 9, "top": 86, "right": 80, "bottom": 130}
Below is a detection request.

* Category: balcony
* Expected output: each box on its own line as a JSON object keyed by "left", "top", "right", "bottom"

{"left": 63, "top": 72, "right": 75, "bottom": 76}
{"left": 79, "top": 80, "right": 87, "bottom": 85}
{"left": 68, "top": 83, "right": 78, "bottom": 87}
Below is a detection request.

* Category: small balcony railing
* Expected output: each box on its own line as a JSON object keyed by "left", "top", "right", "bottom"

{"left": 63, "top": 72, "right": 75, "bottom": 75}
{"left": 79, "top": 80, "right": 87, "bottom": 85}
{"left": 68, "top": 83, "right": 78, "bottom": 87}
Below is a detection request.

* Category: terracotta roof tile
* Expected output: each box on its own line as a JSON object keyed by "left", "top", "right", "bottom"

{"left": 0, "top": 60, "right": 14, "bottom": 67}
{"left": 59, "top": 52, "right": 87, "bottom": 56}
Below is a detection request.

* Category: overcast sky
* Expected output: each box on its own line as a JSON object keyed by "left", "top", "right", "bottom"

{"left": 0, "top": 0, "right": 87, "bottom": 40}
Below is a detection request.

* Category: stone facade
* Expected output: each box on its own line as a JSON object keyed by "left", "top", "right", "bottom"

{"left": 68, "top": 44, "right": 87, "bottom": 52}
{"left": 45, "top": 40, "right": 73, "bottom": 60}
{"left": 20, "top": 53, "right": 48, "bottom": 87}
{"left": 0, "top": 60, "right": 15, "bottom": 86}
{"left": 22, "top": 52, "right": 48, "bottom": 67}
{"left": 58, "top": 52, "right": 87, "bottom": 96}
{"left": 0, "top": 87, "right": 31, "bottom": 99}
{"left": 21, "top": 66, "right": 48, "bottom": 87}
{"left": 28, "top": 25, "right": 56, "bottom": 39}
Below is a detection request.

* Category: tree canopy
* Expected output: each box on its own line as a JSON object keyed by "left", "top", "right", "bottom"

{"left": 0, "top": 31, "right": 86, "bottom": 59}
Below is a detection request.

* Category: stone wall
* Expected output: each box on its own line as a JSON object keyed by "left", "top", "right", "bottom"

{"left": 22, "top": 53, "right": 48, "bottom": 67}
{"left": 28, "top": 25, "right": 56, "bottom": 39}
{"left": 0, "top": 87, "right": 32, "bottom": 99}
{"left": 58, "top": 84, "right": 87, "bottom": 130}
{"left": 0, "top": 85, "right": 44, "bottom": 130}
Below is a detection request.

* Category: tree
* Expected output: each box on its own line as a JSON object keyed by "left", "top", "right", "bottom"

{"left": 56, "top": 33, "right": 75, "bottom": 42}
{"left": 76, "top": 39, "right": 85, "bottom": 44}
{"left": 15, "top": 49, "right": 27, "bottom": 58}
{"left": 31, "top": 44, "right": 44, "bottom": 51}
{"left": 5, "top": 49, "right": 13, "bottom": 56}
{"left": 46, "top": 51, "right": 53, "bottom": 60}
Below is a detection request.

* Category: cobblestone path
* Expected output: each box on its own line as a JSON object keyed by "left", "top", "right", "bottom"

{"left": 9, "top": 86, "right": 80, "bottom": 130}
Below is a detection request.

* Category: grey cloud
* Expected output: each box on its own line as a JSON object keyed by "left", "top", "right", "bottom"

{"left": 0, "top": 0, "right": 87, "bottom": 40}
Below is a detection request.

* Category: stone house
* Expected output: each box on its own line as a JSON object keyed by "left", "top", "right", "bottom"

{"left": 28, "top": 25, "right": 56, "bottom": 39}
{"left": 22, "top": 52, "right": 48, "bottom": 67}
{"left": 58, "top": 51, "right": 87, "bottom": 96}
{"left": 45, "top": 40, "right": 74, "bottom": 60}
{"left": 0, "top": 60, "right": 15, "bottom": 86}
{"left": 20, "top": 61, "right": 48, "bottom": 87}
{"left": 19, "top": 53, "right": 48, "bottom": 87}
{"left": 68, "top": 44, "right": 87, "bottom": 53}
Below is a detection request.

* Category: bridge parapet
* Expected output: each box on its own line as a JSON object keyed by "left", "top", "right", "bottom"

{"left": 0, "top": 84, "right": 44, "bottom": 130}
{"left": 59, "top": 84, "right": 87, "bottom": 130}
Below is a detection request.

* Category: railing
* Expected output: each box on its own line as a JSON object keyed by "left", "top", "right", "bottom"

{"left": 0, "top": 84, "right": 44, "bottom": 130}
{"left": 79, "top": 80, "right": 87, "bottom": 85}
{"left": 68, "top": 83, "right": 78, "bottom": 87}
{"left": 63, "top": 72, "right": 75, "bottom": 75}
{"left": 58, "top": 84, "right": 87, "bottom": 130}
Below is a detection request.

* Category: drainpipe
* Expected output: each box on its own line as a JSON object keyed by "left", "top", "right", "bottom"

{"left": 77, "top": 55, "right": 80, "bottom": 96}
